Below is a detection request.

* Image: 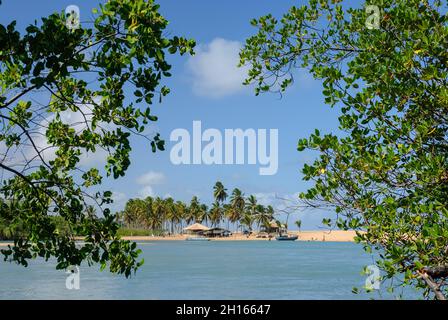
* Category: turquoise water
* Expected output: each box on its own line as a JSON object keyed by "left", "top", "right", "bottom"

{"left": 0, "top": 241, "right": 420, "bottom": 299}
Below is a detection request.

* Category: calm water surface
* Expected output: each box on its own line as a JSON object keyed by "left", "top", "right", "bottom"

{"left": 0, "top": 241, "right": 420, "bottom": 299}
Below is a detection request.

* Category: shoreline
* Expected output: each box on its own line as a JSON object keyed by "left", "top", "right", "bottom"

{"left": 120, "top": 230, "right": 360, "bottom": 242}
{"left": 0, "top": 230, "right": 360, "bottom": 246}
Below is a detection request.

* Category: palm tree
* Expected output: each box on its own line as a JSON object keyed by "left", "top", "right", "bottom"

{"left": 164, "top": 197, "right": 176, "bottom": 234}
{"left": 246, "top": 196, "right": 272, "bottom": 231}
{"left": 246, "top": 195, "right": 258, "bottom": 216}
{"left": 254, "top": 205, "right": 273, "bottom": 230}
{"left": 117, "top": 185, "right": 282, "bottom": 237}
{"left": 230, "top": 188, "right": 245, "bottom": 208}
{"left": 151, "top": 197, "right": 165, "bottom": 230}
{"left": 240, "top": 213, "right": 254, "bottom": 233}
{"left": 187, "top": 196, "right": 201, "bottom": 223}
{"left": 198, "top": 203, "right": 209, "bottom": 224}
{"left": 123, "top": 199, "right": 145, "bottom": 228}
{"left": 229, "top": 188, "right": 245, "bottom": 230}
{"left": 261, "top": 205, "right": 275, "bottom": 229}
{"left": 143, "top": 196, "right": 154, "bottom": 228}
{"left": 295, "top": 220, "right": 302, "bottom": 232}
{"left": 175, "top": 201, "right": 187, "bottom": 233}
{"left": 223, "top": 203, "right": 233, "bottom": 230}
{"left": 224, "top": 204, "right": 236, "bottom": 230}
{"left": 209, "top": 202, "right": 223, "bottom": 227}
{"left": 265, "top": 205, "right": 275, "bottom": 219}
{"left": 213, "top": 181, "right": 228, "bottom": 204}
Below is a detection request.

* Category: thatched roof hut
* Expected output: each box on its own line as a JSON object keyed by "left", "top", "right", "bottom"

{"left": 264, "top": 220, "right": 286, "bottom": 233}
{"left": 183, "top": 223, "right": 210, "bottom": 232}
{"left": 268, "top": 220, "right": 285, "bottom": 229}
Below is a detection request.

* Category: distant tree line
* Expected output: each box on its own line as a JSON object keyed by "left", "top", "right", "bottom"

{"left": 116, "top": 181, "right": 279, "bottom": 234}
{"left": 1, "top": 181, "right": 290, "bottom": 240}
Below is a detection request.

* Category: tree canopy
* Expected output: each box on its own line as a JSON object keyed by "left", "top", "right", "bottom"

{"left": 240, "top": 0, "right": 448, "bottom": 299}
{"left": 0, "top": 0, "right": 194, "bottom": 276}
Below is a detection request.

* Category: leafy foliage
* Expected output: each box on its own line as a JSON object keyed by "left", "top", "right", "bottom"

{"left": 0, "top": 0, "right": 194, "bottom": 277}
{"left": 240, "top": 0, "right": 448, "bottom": 299}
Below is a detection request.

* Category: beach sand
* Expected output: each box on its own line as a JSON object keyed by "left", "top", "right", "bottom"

{"left": 119, "top": 230, "right": 361, "bottom": 242}
{"left": 0, "top": 230, "right": 361, "bottom": 246}
{"left": 291, "top": 230, "right": 361, "bottom": 242}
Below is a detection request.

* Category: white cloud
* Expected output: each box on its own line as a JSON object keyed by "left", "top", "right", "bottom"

{"left": 135, "top": 171, "right": 166, "bottom": 198}
{"left": 136, "top": 171, "right": 166, "bottom": 186}
{"left": 111, "top": 190, "right": 127, "bottom": 202}
{"left": 138, "top": 185, "right": 155, "bottom": 198}
{"left": 186, "top": 38, "right": 249, "bottom": 98}
{"left": 110, "top": 191, "right": 128, "bottom": 211}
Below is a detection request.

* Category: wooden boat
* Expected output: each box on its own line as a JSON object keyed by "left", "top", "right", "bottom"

{"left": 186, "top": 236, "right": 210, "bottom": 241}
{"left": 275, "top": 235, "right": 298, "bottom": 241}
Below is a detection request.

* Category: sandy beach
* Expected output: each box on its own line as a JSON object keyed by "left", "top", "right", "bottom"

{"left": 0, "top": 230, "right": 361, "bottom": 247}
{"left": 119, "top": 230, "right": 361, "bottom": 242}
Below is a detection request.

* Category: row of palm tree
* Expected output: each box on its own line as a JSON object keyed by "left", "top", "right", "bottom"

{"left": 116, "top": 181, "right": 278, "bottom": 234}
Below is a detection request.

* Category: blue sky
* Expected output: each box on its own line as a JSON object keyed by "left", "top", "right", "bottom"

{"left": 0, "top": 0, "right": 346, "bottom": 229}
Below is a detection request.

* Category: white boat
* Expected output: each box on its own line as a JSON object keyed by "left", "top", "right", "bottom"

{"left": 186, "top": 236, "right": 210, "bottom": 241}
{"left": 275, "top": 235, "right": 298, "bottom": 241}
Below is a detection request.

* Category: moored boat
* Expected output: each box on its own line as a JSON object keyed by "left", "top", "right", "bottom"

{"left": 275, "top": 235, "right": 298, "bottom": 241}
{"left": 186, "top": 236, "right": 210, "bottom": 241}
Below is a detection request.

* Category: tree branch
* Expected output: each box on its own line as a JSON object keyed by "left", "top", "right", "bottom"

{"left": 0, "top": 85, "right": 37, "bottom": 110}
{"left": 418, "top": 271, "right": 446, "bottom": 300}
